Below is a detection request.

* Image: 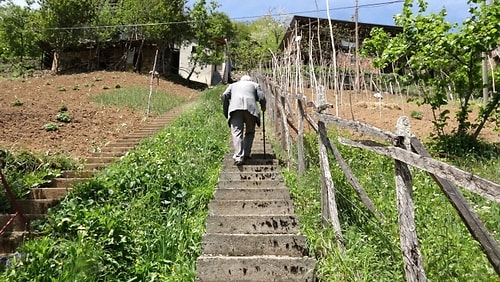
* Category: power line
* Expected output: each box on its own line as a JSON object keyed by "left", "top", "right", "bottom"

{"left": 228, "top": 0, "right": 405, "bottom": 21}
{"left": 45, "top": 0, "right": 405, "bottom": 31}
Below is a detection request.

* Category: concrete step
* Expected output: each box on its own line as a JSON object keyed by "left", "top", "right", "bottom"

{"left": 201, "top": 234, "right": 309, "bottom": 257}
{"left": 99, "top": 146, "right": 131, "bottom": 153}
{"left": 0, "top": 215, "right": 30, "bottom": 232}
{"left": 82, "top": 163, "right": 107, "bottom": 171}
{"left": 205, "top": 215, "right": 300, "bottom": 234}
{"left": 90, "top": 151, "right": 125, "bottom": 158}
{"left": 48, "top": 178, "right": 87, "bottom": 188}
{"left": 108, "top": 138, "right": 144, "bottom": 149}
{"left": 222, "top": 164, "right": 278, "bottom": 173}
{"left": 28, "top": 188, "right": 71, "bottom": 199}
{"left": 0, "top": 232, "right": 26, "bottom": 254}
{"left": 217, "top": 180, "right": 286, "bottom": 189}
{"left": 209, "top": 200, "right": 294, "bottom": 216}
{"left": 10, "top": 199, "right": 60, "bottom": 214}
{"left": 222, "top": 157, "right": 278, "bottom": 167}
{"left": 214, "top": 188, "right": 291, "bottom": 201}
{"left": 84, "top": 157, "right": 116, "bottom": 164}
{"left": 61, "top": 170, "right": 96, "bottom": 178}
{"left": 218, "top": 172, "right": 282, "bottom": 181}
{"left": 196, "top": 255, "right": 316, "bottom": 281}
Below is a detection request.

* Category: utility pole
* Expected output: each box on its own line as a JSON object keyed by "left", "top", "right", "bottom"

{"left": 354, "top": 0, "right": 360, "bottom": 93}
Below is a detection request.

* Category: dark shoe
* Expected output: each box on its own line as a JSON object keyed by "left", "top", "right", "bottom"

{"left": 234, "top": 160, "right": 244, "bottom": 166}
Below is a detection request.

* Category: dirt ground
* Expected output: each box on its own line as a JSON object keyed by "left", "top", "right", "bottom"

{"left": 0, "top": 71, "right": 498, "bottom": 161}
{"left": 323, "top": 90, "right": 499, "bottom": 143}
{"left": 0, "top": 71, "right": 201, "bottom": 160}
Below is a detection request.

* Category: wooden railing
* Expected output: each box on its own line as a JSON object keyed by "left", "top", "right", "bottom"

{"left": 258, "top": 75, "right": 500, "bottom": 280}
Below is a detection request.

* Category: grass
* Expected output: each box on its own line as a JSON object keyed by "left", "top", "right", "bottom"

{"left": 278, "top": 130, "right": 500, "bottom": 281}
{"left": 0, "top": 85, "right": 228, "bottom": 281}
{"left": 91, "top": 87, "right": 187, "bottom": 116}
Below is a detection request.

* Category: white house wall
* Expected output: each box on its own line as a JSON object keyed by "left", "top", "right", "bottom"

{"left": 178, "top": 42, "right": 228, "bottom": 86}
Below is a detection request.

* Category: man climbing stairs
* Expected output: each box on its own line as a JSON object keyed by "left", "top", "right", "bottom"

{"left": 196, "top": 131, "right": 316, "bottom": 281}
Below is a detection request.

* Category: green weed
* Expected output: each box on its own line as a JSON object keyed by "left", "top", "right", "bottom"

{"left": 43, "top": 122, "right": 59, "bottom": 131}
{"left": 56, "top": 112, "right": 71, "bottom": 123}
{"left": 12, "top": 99, "right": 23, "bottom": 106}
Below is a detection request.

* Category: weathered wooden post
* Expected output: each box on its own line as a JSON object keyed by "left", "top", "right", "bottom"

{"left": 297, "top": 96, "right": 306, "bottom": 175}
{"left": 394, "top": 116, "right": 427, "bottom": 282}
{"left": 315, "top": 86, "right": 345, "bottom": 251}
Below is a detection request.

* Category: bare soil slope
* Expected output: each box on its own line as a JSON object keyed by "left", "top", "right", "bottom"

{"left": 0, "top": 71, "right": 200, "bottom": 160}
{"left": 0, "top": 72, "right": 497, "bottom": 161}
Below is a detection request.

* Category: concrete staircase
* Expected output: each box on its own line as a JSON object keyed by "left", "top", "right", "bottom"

{"left": 196, "top": 132, "right": 316, "bottom": 281}
{"left": 0, "top": 104, "right": 190, "bottom": 257}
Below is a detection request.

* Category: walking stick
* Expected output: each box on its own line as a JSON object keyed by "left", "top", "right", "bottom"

{"left": 262, "top": 110, "right": 266, "bottom": 158}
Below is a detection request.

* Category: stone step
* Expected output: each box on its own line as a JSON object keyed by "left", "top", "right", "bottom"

{"left": 201, "top": 234, "right": 309, "bottom": 257}
{"left": 48, "top": 177, "right": 87, "bottom": 188}
{"left": 196, "top": 255, "right": 316, "bottom": 281}
{"left": 217, "top": 180, "right": 286, "bottom": 189}
{"left": 209, "top": 200, "right": 294, "bottom": 216}
{"left": 214, "top": 188, "right": 291, "bottom": 201}
{"left": 205, "top": 215, "right": 300, "bottom": 234}
{"left": 28, "top": 188, "right": 71, "bottom": 199}
{"left": 218, "top": 172, "right": 282, "bottom": 182}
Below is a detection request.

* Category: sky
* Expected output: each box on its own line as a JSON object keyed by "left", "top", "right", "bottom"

{"left": 10, "top": 0, "right": 474, "bottom": 27}
{"left": 188, "top": 0, "right": 474, "bottom": 26}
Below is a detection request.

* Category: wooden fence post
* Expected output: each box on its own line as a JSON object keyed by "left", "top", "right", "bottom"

{"left": 317, "top": 111, "right": 345, "bottom": 251}
{"left": 395, "top": 116, "right": 427, "bottom": 282}
{"left": 297, "top": 98, "right": 307, "bottom": 174}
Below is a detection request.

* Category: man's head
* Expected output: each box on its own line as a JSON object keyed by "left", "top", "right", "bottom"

{"left": 240, "top": 75, "right": 252, "bottom": 81}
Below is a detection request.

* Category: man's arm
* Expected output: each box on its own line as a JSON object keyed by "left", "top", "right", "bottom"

{"left": 222, "top": 85, "right": 232, "bottom": 119}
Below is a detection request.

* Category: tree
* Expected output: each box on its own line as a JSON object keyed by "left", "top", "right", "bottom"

{"left": 186, "top": 0, "right": 233, "bottom": 81}
{"left": 0, "top": 1, "right": 40, "bottom": 64}
{"left": 229, "top": 12, "right": 287, "bottom": 71}
{"left": 35, "top": 0, "right": 101, "bottom": 71}
{"left": 363, "top": 0, "right": 500, "bottom": 143}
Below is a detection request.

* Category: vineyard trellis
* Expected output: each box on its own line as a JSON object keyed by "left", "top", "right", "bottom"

{"left": 253, "top": 14, "right": 500, "bottom": 281}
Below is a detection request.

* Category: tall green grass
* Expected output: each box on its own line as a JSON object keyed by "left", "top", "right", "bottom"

{"left": 91, "top": 87, "right": 187, "bottom": 115}
{"left": 280, "top": 131, "right": 500, "bottom": 281}
{"left": 1, "top": 86, "right": 228, "bottom": 281}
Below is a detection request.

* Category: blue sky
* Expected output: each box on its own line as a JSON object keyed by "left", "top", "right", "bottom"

{"left": 188, "top": 0, "right": 474, "bottom": 26}
{"left": 10, "top": 0, "right": 474, "bottom": 26}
